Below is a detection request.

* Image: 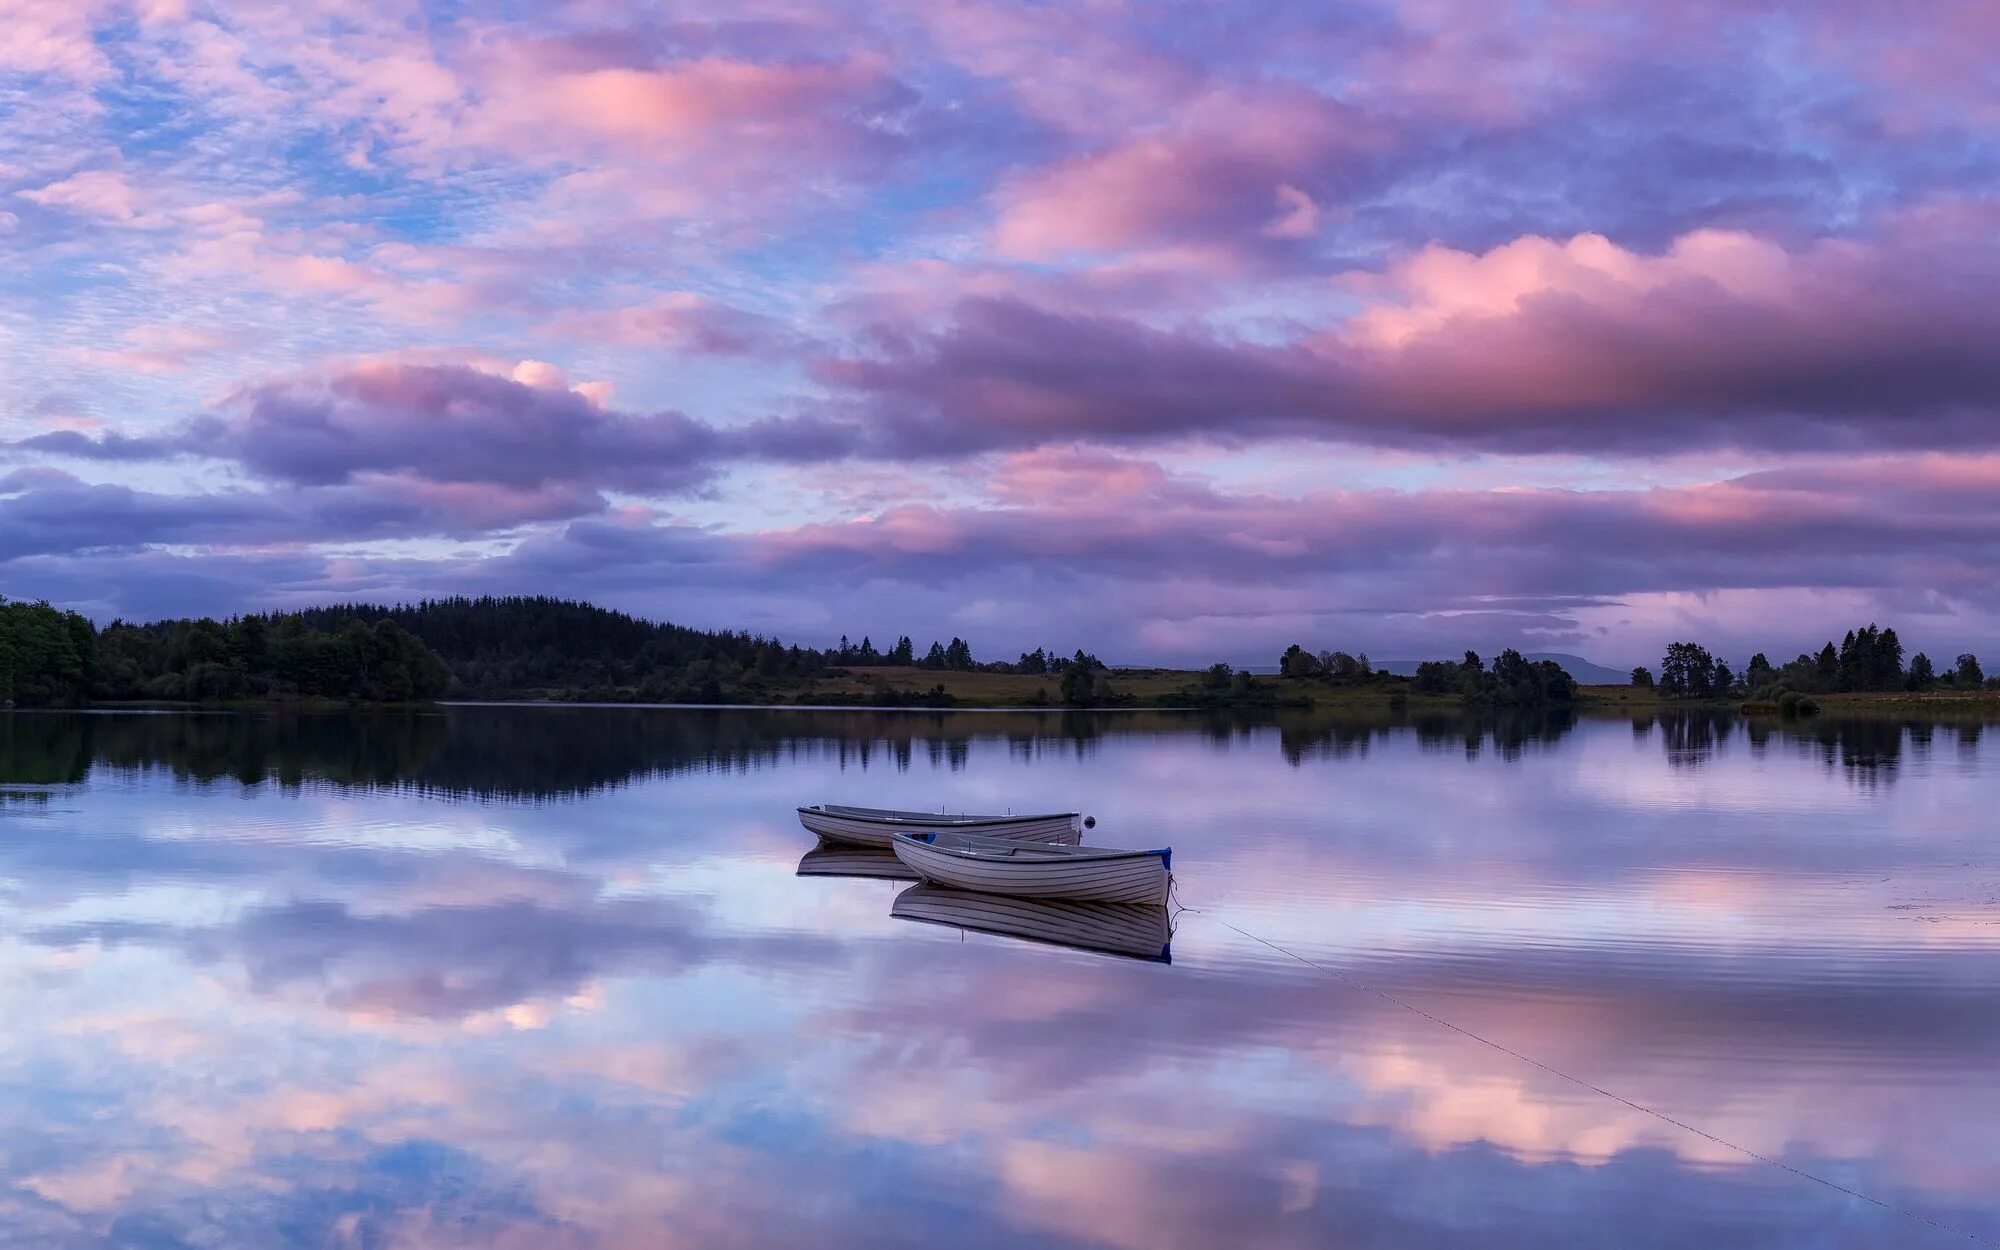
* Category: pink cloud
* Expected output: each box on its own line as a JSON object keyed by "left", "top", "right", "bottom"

{"left": 992, "top": 87, "right": 1392, "bottom": 260}
{"left": 0, "top": 0, "right": 123, "bottom": 83}
{"left": 1343, "top": 229, "right": 1802, "bottom": 348}
{"left": 64, "top": 324, "right": 232, "bottom": 373}
{"left": 16, "top": 169, "right": 165, "bottom": 226}
{"left": 986, "top": 446, "right": 1204, "bottom": 507}
{"left": 387, "top": 39, "right": 916, "bottom": 214}
{"left": 501, "top": 55, "right": 898, "bottom": 146}
{"left": 1261, "top": 184, "right": 1323, "bottom": 240}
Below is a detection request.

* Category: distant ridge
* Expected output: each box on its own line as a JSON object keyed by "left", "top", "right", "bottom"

{"left": 1376, "top": 652, "right": 1630, "bottom": 684}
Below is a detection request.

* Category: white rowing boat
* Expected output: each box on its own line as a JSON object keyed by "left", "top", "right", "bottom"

{"left": 795, "top": 844, "right": 919, "bottom": 881}
{"left": 797, "top": 803, "right": 1082, "bottom": 849}
{"left": 891, "top": 884, "right": 1172, "bottom": 962}
{"left": 891, "top": 830, "right": 1171, "bottom": 905}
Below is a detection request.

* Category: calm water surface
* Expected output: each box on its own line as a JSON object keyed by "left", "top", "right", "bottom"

{"left": 1, "top": 706, "right": 1996, "bottom": 1248}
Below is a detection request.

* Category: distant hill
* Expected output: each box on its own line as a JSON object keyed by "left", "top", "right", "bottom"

{"left": 1524, "top": 653, "right": 1632, "bottom": 684}
{"left": 1376, "top": 652, "right": 1630, "bottom": 685}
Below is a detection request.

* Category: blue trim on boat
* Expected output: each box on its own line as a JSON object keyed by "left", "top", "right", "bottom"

{"left": 1158, "top": 847, "right": 1172, "bottom": 872}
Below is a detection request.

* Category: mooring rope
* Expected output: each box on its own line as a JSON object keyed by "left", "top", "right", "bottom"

{"left": 1171, "top": 895, "right": 1996, "bottom": 1248}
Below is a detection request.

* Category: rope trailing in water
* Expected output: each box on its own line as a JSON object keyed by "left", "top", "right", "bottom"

{"left": 1186, "top": 904, "right": 1997, "bottom": 1249}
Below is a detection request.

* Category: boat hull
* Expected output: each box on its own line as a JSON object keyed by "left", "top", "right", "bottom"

{"left": 892, "top": 884, "right": 1171, "bottom": 962}
{"left": 891, "top": 833, "right": 1170, "bottom": 905}
{"left": 798, "top": 807, "right": 1080, "bottom": 848}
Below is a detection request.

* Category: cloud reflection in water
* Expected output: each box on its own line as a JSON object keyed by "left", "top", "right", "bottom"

{"left": 1, "top": 706, "right": 1996, "bottom": 1247}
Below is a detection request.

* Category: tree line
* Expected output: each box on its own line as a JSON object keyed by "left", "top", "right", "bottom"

{"left": 1279, "top": 645, "right": 1375, "bottom": 681}
{"left": 1410, "top": 650, "right": 1578, "bottom": 705}
{"left": 829, "top": 633, "right": 1106, "bottom": 678}
{"left": 2, "top": 594, "right": 1132, "bottom": 707}
{"left": 37, "top": 595, "right": 1979, "bottom": 714}
{"left": 1634, "top": 623, "right": 1997, "bottom": 708}
{"left": 2, "top": 595, "right": 452, "bottom": 707}
{"left": 1270, "top": 642, "right": 1577, "bottom": 706}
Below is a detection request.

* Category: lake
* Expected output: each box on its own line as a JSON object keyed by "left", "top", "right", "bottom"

{"left": 1, "top": 705, "right": 1996, "bottom": 1248}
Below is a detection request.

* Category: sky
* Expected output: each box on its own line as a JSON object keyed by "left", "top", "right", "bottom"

{"left": 2, "top": 0, "right": 1998, "bottom": 668}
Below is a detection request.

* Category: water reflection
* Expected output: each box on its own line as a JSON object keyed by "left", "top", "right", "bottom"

{"left": 2, "top": 705, "right": 1998, "bottom": 1247}
{"left": 798, "top": 843, "right": 920, "bottom": 881}
{"left": 1657, "top": 707, "right": 1733, "bottom": 764}
{"left": 5, "top": 706, "right": 1207, "bottom": 796}
{"left": 891, "top": 883, "right": 1174, "bottom": 962}
{"left": 9, "top": 705, "right": 1997, "bottom": 795}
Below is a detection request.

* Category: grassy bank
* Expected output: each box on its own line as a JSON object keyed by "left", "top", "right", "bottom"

{"left": 1808, "top": 690, "right": 2000, "bottom": 712}
{"left": 806, "top": 667, "right": 1468, "bottom": 709}
{"left": 1576, "top": 685, "right": 2000, "bottom": 715}
{"left": 1575, "top": 684, "right": 1673, "bottom": 708}
{"left": 47, "top": 669, "right": 1503, "bottom": 711}
{"left": 51, "top": 681, "right": 2000, "bottom": 718}
{"left": 813, "top": 666, "right": 1203, "bottom": 706}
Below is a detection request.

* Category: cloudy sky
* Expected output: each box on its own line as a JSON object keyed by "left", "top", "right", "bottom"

{"left": 3, "top": 0, "right": 1998, "bottom": 667}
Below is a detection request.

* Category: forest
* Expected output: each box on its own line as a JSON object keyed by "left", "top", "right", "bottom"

{"left": 0, "top": 598, "right": 96, "bottom": 706}
{"left": 293, "top": 599, "right": 1116, "bottom": 702}
{"left": 2, "top": 595, "right": 454, "bottom": 706}
{"left": 0, "top": 595, "right": 1121, "bottom": 707}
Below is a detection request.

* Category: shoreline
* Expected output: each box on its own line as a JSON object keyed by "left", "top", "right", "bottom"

{"left": 23, "top": 685, "right": 2000, "bottom": 715}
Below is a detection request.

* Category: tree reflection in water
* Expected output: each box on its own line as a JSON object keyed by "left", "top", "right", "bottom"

{"left": 6, "top": 704, "right": 1999, "bottom": 796}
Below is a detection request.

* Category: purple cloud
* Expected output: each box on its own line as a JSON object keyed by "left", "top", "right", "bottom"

{"left": 0, "top": 471, "right": 275, "bottom": 561}
{"left": 812, "top": 225, "right": 2000, "bottom": 458}
{"left": 2, "top": 430, "right": 183, "bottom": 462}
{"left": 11, "top": 448, "right": 2000, "bottom": 665}
{"left": 199, "top": 362, "right": 723, "bottom": 492}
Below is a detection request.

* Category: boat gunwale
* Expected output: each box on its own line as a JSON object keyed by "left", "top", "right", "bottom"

{"left": 800, "top": 803, "right": 1078, "bottom": 826}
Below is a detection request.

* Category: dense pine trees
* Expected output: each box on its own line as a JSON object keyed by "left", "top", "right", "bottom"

{"left": 290, "top": 597, "right": 825, "bottom": 700}
{"left": 95, "top": 614, "right": 451, "bottom": 702}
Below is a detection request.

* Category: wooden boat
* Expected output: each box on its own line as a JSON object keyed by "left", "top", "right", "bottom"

{"left": 891, "top": 831, "right": 1171, "bottom": 905}
{"left": 795, "top": 843, "right": 919, "bottom": 881}
{"left": 797, "top": 803, "right": 1081, "bottom": 849}
{"left": 891, "top": 884, "right": 1172, "bottom": 962}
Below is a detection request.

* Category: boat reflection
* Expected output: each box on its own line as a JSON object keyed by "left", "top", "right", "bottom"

{"left": 891, "top": 883, "right": 1173, "bottom": 963}
{"left": 796, "top": 842, "right": 920, "bottom": 880}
